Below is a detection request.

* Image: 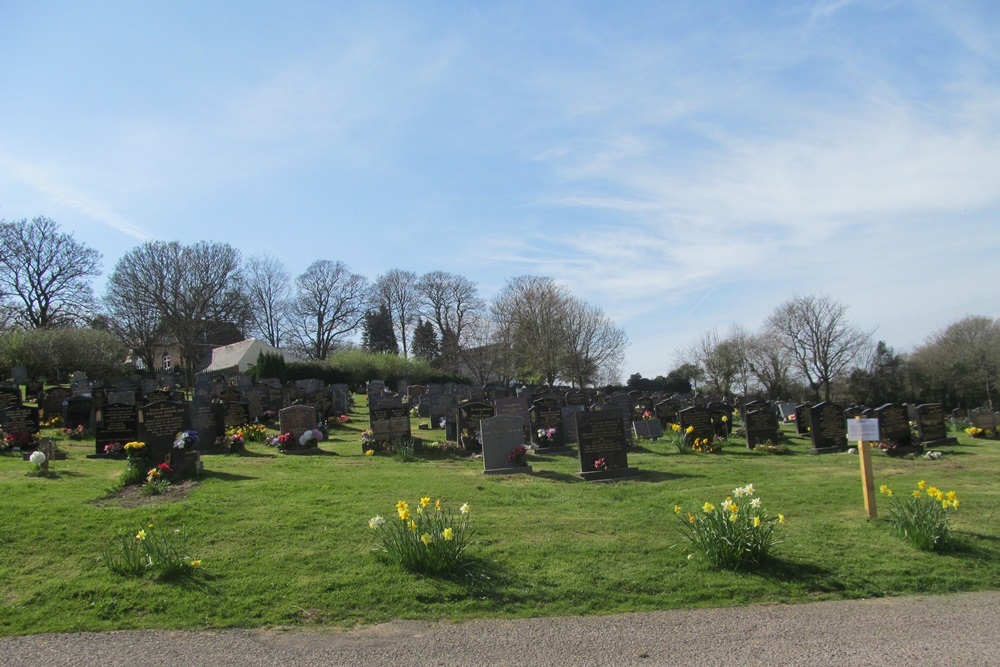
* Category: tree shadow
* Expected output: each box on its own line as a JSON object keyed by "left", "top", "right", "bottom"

{"left": 199, "top": 470, "right": 257, "bottom": 482}
{"left": 631, "top": 470, "right": 700, "bottom": 483}
{"left": 748, "top": 556, "right": 846, "bottom": 592}
{"left": 531, "top": 470, "right": 585, "bottom": 484}
{"left": 412, "top": 559, "right": 534, "bottom": 609}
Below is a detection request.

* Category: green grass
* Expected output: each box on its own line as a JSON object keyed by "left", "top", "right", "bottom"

{"left": 1, "top": 399, "right": 998, "bottom": 636}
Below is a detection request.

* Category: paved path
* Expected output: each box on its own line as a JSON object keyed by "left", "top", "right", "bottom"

{"left": 2, "top": 591, "right": 998, "bottom": 666}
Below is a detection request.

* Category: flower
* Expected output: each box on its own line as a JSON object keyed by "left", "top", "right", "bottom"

{"left": 778, "top": 514, "right": 786, "bottom": 524}
{"left": 671, "top": 423, "right": 681, "bottom": 432}
{"left": 408, "top": 520, "right": 418, "bottom": 531}
{"left": 442, "top": 528, "right": 454, "bottom": 541}
{"left": 879, "top": 484, "right": 889, "bottom": 494}
{"left": 460, "top": 503, "right": 470, "bottom": 514}
{"left": 743, "top": 484, "right": 754, "bottom": 496}
{"left": 688, "top": 513, "right": 696, "bottom": 523}
{"left": 190, "top": 560, "right": 201, "bottom": 567}
{"left": 685, "top": 425, "right": 694, "bottom": 434}
{"left": 749, "top": 498, "right": 762, "bottom": 509}
{"left": 420, "top": 497, "right": 431, "bottom": 507}
{"left": 420, "top": 533, "right": 433, "bottom": 545}
{"left": 368, "top": 515, "right": 385, "bottom": 530}
{"left": 29, "top": 451, "right": 46, "bottom": 465}
{"left": 702, "top": 502, "right": 715, "bottom": 513}
{"left": 673, "top": 505, "right": 681, "bottom": 515}
{"left": 753, "top": 517, "right": 762, "bottom": 528}
{"left": 912, "top": 490, "right": 922, "bottom": 499}
{"left": 398, "top": 508, "right": 410, "bottom": 521}
{"left": 135, "top": 530, "right": 147, "bottom": 540}
{"left": 364, "top": 449, "right": 374, "bottom": 456}
{"left": 917, "top": 480, "right": 926, "bottom": 489}
{"left": 435, "top": 499, "right": 442, "bottom": 511}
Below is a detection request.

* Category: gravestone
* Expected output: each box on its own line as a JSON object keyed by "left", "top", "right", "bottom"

{"left": 10, "top": 366, "right": 27, "bottom": 384}
{"left": 245, "top": 386, "right": 268, "bottom": 420}
{"left": 745, "top": 409, "right": 780, "bottom": 449}
{"left": 562, "top": 404, "right": 587, "bottom": 445}
{"left": 143, "top": 389, "right": 173, "bottom": 405}
{"left": 529, "top": 397, "right": 566, "bottom": 451}
{"left": 576, "top": 408, "right": 639, "bottom": 481}
{"left": 653, "top": 399, "right": 680, "bottom": 427}
{"left": 445, "top": 405, "right": 458, "bottom": 441}
{"left": 138, "top": 400, "right": 189, "bottom": 465}
{"left": 632, "top": 417, "right": 664, "bottom": 441}
{"left": 915, "top": 404, "right": 957, "bottom": 446}
{"left": 565, "top": 390, "right": 588, "bottom": 407}
{"left": 369, "top": 406, "right": 411, "bottom": 445}
{"left": 495, "top": 395, "right": 531, "bottom": 443}
{"left": 481, "top": 414, "right": 532, "bottom": 475}
{"left": 969, "top": 408, "right": 997, "bottom": 431}
{"left": 223, "top": 401, "right": 251, "bottom": 429}
{"left": 708, "top": 402, "right": 734, "bottom": 437}
{"left": 94, "top": 403, "right": 138, "bottom": 455}
{"left": 0, "top": 384, "right": 22, "bottom": 412}
{"left": 778, "top": 402, "right": 798, "bottom": 422}
{"left": 952, "top": 408, "right": 969, "bottom": 420}
{"left": 875, "top": 403, "right": 920, "bottom": 456}
{"left": 457, "top": 401, "right": 495, "bottom": 453}
{"left": 38, "top": 387, "right": 71, "bottom": 421}
{"left": 279, "top": 405, "right": 319, "bottom": 442}
{"left": 807, "top": 402, "right": 847, "bottom": 454}
{"left": 678, "top": 406, "right": 713, "bottom": 442}
{"left": 189, "top": 402, "right": 224, "bottom": 450}
{"left": 1, "top": 405, "right": 40, "bottom": 449}
{"left": 107, "top": 390, "right": 136, "bottom": 406}
{"left": 794, "top": 403, "right": 812, "bottom": 436}
{"left": 61, "top": 395, "right": 93, "bottom": 430}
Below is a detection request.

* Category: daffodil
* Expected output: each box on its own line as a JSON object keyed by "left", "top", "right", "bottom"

{"left": 753, "top": 517, "right": 761, "bottom": 528}
{"left": 688, "top": 513, "right": 696, "bottom": 523}
{"left": 749, "top": 498, "right": 762, "bottom": 509}
{"left": 702, "top": 502, "right": 715, "bottom": 513}
{"left": 408, "top": 520, "right": 417, "bottom": 531}
{"left": 685, "top": 425, "right": 694, "bottom": 434}
{"left": 917, "top": 480, "right": 926, "bottom": 489}
{"left": 368, "top": 515, "right": 385, "bottom": 530}
{"left": 396, "top": 500, "right": 408, "bottom": 512}
{"left": 398, "top": 508, "right": 411, "bottom": 520}
{"left": 420, "top": 533, "right": 433, "bottom": 545}
{"left": 420, "top": 497, "right": 431, "bottom": 507}
{"left": 729, "top": 513, "right": 738, "bottom": 523}
{"left": 442, "top": 528, "right": 454, "bottom": 541}
{"left": 743, "top": 484, "right": 754, "bottom": 496}
{"left": 673, "top": 505, "right": 681, "bottom": 515}
{"left": 778, "top": 514, "right": 786, "bottom": 524}
{"left": 135, "top": 530, "right": 146, "bottom": 541}
{"left": 435, "top": 499, "right": 442, "bottom": 511}
{"left": 364, "top": 449, "right": 374, "bottom": 456}
{"left": 460, "top": 503, "right": 470, "bottom": 514}
{"left": 190, "top": 560, "right": 201, "bottom": 567}
{"left": 879, "top": 485, "right": 889, "bottom": 494}
{"left": 912, "top": 490, "right": 922, "bottom": 499}
{"left": 946, "top": 491, "right": 957, "bottom": 501}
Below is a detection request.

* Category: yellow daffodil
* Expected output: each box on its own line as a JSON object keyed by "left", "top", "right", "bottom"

{"left": 435, "top": 499, "right": 442, "bottom": 511}
{"left": 887, "top": 489, "right": 894, "bottom": 497}
{"left": 420, "top": 497, "right": 431, "bottom": 507}
{"left": 442, "top": 528, "right": 454, "bottom": 541}
{"left": 190, "top": 560, "right": 201, "bottom": 567}
{"left": 135, "top": 530, "right": 146, "bottom": 541}
{"left": 396, "top": 500, "right": 408, "bottom": 512}
{"left": 912, "top": 490, "right": 922, "bottom": 499}
{"left": 671, "top": 423, "right": 681, "bottom": 432}
{"left": 420, "top": 533, "right": 433, "bottom": 545}
{"left": 918, "top": 480, "right": 926, "bottom": 489}
{"left": 408, "top": 520, "right": 417, "bottom": 531}
{"left": 946, "top": 491, "right": 957, "bottom": 501}
{"left": 673, "top": 505, "right": 681, "bottom": 515}
{"left": 753, "top": 517, "right": 761, "bottom": 528}
{"left": 688, "top": 513, "right": 696, "bottom": 523}
{"left": 879, "top": 485, "right": 889, "bottom": 494}
{"left": 729, "top": 513, "right": 738, "bottom": 523}
{"left": 398, "top": 508, "right": 410, "bottom": 520}
{"left": 685, "top": 425, "right": 694, "bottom": 434}
{"left": 364, "top": 449, "right": 374, "bottom": 456}
{"left": 778, "top": 514, "right": 786, "bottom": 524}
{"left": 952, "top": 498, "right": 960, "bottom": 508}
{"left": 702, "top": 502, "right": 715, "bottom": 513}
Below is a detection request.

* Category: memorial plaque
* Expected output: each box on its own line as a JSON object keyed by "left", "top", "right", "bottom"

{"left": 107, "top": 390, "right": 136, "bottom": 406}
{"left": 678, "top": 406, "right": 713, "bottom": 442}
{"left": 565, "top": 390, "right": 588, "bottom": 406}
{"left": 916, "top": 403, "right": 952, "bottom": 444}
{"left": 745, "top": 409, "right": 779, "bottom": 448}
{"left": 94, "top": 402, "right": 138, "bottom": 454}
{"left": 495, "top": 396, "right": 531, "bottom": 431}
{"left": 143, "top": 389, "right": 173, "bottom": 405}
{"left": 632, "top": 417, "right": 664, "bottom": 441}
{"left": 481, "top": 414, "right": 531, "bottom": 474}
{"left": 529, "top": 397, "right": 565, "bottom": 450}
{"left": 1, "top": 405, "right": 40, "bottom": 449}
{"left": 279, "top": 405, "right": 318, "bottom": 442}
{"left": 190, "top": 402, "right": 224, "bottom": 449}
{"left": 807, "top": 401, "right": 847, "bottom": 454}
{"left": 457, "top": 401, "right": 495, "bottom": 452}
{"left": 370, "top": 406, "right": 411, "bottom": 444}
{"left": 138, "top": 400, "right": 188, "bottom": 464}
{"left": 576, "top": 408, "right": 639, "bottom": 481}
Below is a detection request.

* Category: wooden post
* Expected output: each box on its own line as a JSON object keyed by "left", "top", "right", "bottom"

{"left": 856, "top": 417, "right": 877, "bottom": 518}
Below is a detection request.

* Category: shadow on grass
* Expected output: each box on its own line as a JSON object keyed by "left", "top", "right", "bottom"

{"left": 633, "top": 470, "right": 700, "bottom": 483}
{"left": 413, "top": 558, "right": 534, "bottom": 609}
{"left": 749, "top": 556, "right": 848, "bottom": 593}
{"left": 531, "top": 470, "right": 585, "bottom": 483}
{"left": 200, "top": 470, "right": 257, "bottom": 482}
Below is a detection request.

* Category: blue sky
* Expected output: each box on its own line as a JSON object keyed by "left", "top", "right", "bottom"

{"left": 2, "top": 1, "right": 999, "bottom": 379}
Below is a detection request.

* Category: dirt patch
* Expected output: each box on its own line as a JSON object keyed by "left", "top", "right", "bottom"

{"left": 92, "top": 480, "right": 200, "bottom": 508}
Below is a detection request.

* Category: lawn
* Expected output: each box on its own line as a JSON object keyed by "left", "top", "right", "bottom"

{"left": 1, "top": 397, "right": 997, "bottom": 636}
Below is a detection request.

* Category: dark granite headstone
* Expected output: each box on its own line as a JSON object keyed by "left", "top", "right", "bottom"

{"left": 632, "top": 418, "right": 664, "bottom": 441}
{"left": 39, "top": 387, "right": 71, "bottom": 421}
{"left": 653, "top": 399, "right": 681, "bottom": 427}
{"left": 481, "top": 414, "right": 531, "bottom": 475}
{"left": 562, "top": 405, "right": 587, "bottom": 444}
{"left": 576, "top": 408, "right": 639, "bottom": 481}
{"left": 223, "top": 401, "right": 251, "bottom": 428}
{"left": 530, "top": 397, "right": 566, "bottom": 450}
{"left": 189, "top": 402, "right": 224, "bottom": 450}
{"left": 0, "top": 384, "right": 22, "bottom": 412}
{"left": 279, "top": 405, "right": 318, "bottom": 442}
{"left": 915, "top": 403, "right": 956, "bottom": 445}
{"left": 874, "top": 403, "right": 920, "bottom": 455}
{"left": 370, "top": 406, "right": 411, "bottom": 444}
{"left": 62, "top": 395, "right": 93, "bottom": 430}
{"left": 138, "top": 400, "right": 189, "bottom": 464}
{"left": 794, "top": 403, "right": 812, "bottom": 436}
{"left": 1, "top": 405, "right": 40, "bottom": 449}
{"left": 678, "top": 406, "right": 713, "bottom": 442}
{"left": 808, "top": 401, "right": 847, "bottom": 454}
{"left": 745, "top": 409, "right": 780, "bottom": 448}
{"left": 457, "top": 401, "right": 495, "bottom": 453}
{"left": 94, "top": 402, "right": 138, "bottom": 455}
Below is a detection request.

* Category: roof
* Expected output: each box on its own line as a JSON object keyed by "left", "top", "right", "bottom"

{"left": 200, "top": 339, "right": 305, "bottom": 374}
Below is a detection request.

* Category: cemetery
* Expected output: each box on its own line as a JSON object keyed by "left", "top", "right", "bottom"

{"left": 1, "top": 374, "right": 998, "bottom": 637}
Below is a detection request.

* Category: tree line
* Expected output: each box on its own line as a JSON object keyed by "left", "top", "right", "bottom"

{"left": 0, "top": 217, "right": 627, "bottom": 387}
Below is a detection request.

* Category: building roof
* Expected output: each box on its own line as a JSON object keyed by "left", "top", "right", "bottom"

{"left": 200, "top": 339, "right": 305, "bottom": 374}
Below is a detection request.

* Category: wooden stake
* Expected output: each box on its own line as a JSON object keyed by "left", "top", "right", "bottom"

{"left": 856, "top": 417, "right": 877, "bottom": 518}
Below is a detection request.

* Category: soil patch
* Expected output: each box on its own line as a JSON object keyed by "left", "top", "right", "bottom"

{"left": 92, "top": 480, "right": 200, "bottom": 508}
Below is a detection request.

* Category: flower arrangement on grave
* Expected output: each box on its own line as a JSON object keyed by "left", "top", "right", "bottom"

{"left": 423, "top": 440, "right": 463, "bottom": 458}
{"left": 227, "top": 424, "right": 267, "bottom": 443}
{"left": 535, "top": 427, "right": 557, "bottom": 446}
{"left": 692, "top": 436, "right": 721, "bottom": 454}
{"left": 368, "top": 497, "right": 473, "bottom": 575}
{"left": 410, "top": 407, "right": 420, "bottom": 418}
{"left": 123, "top": 440, "right": 146, "bottom": 460}
{"left": 27, "top": 450, "right": 48, "bottom": 477}
{"left": 298, "top": 428, "right": 323, "bottom": 449}
{"left": 327, "top": 414, "right": 351, "bottom": 429}
{"left": 5, "top": 430, "right": 40, "bottom": 450}
{"left": 269, "top": 432, "right": 294, "bottom": 450}
{"left": 507, "top": 445, "right": 528, "bottom": 466}
{"left": 143, "top": 462, "right": 174, "bottom": 495}
{"left": 0, "top": 428, "right": 9, "bottom": 451}
{"left": 964, "top": 426, "right": 993, "bottom": 438}
{"left": 43, "top": 416, "right": 63, "bottom": 428}
{"left": 228, "top": 432, "right": 245, "bottom": 452}
{"left": 879, "top": 481, "right": 960, "bottom": 551}
{"left": 593, "top": 457, "right": 608, "bottom": 471}
{"left": 103, "top": 441, "right": 125, "bottom": 456}
{"left": 173, "top": 430, "right": 200, "bottom": 452}
{"left": 675, "top": 483, "right": 784, "bottom": 570}
{"left": 261, "top": 410, "right": 278, "bottom": 422}
{"left": 641, "top": 410, "right": 653, "bottom": 421}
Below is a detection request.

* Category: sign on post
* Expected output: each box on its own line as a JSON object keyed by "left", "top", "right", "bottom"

{"left": 851, "top": 417, "right": 879, "bottom": 518}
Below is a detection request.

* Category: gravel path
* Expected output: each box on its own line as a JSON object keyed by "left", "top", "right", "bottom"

{"left": 2, "top": 591, "right": 997, "bottom": 666}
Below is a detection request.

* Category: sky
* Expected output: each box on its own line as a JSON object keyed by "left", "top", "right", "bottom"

{"left": 2, "top": 1, "right": 999, "bottom": 380}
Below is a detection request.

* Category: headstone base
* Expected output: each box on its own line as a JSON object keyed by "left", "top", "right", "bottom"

{"left": 579, "top": 466, "right": 640, "bottom": 482}
{"left": 279, "top": 447, "right": 325, "bottom": 455}
{"left": 485, "top": 465, "right": 533, "bottom": 476}
{"left": 921, "top": 436, "right": 959, "bottom": 447}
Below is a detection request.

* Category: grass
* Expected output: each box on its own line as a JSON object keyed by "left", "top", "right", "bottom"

{"left": 1, "top": 399, "right": 998, "bottom": 636}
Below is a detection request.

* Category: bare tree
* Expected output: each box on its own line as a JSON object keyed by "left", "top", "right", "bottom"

{"left": 244, "top": 253, "right": 292, "bottom": 348}
{"left": 372, "top": 269, "right": 419, "bottom": 358}
{"left": 491, "top": 276, "right": 571, "bottom": 386}
{"left": 562, "top": 297, "right": 628, "bottom": 388}
{"left": 103, "top": 275, "right": 161, "bottom": 372}
{"left": 765, "top": 294, "right": 872, "bottom": 401}
{"left": 0, "top": 216, "right": 102, "bottom": 328}
{"left": 290, "top": 260, "right": 368, "bottom": 360}
{"left": 106, "top": 241, "right": 247, "bottom": 383}
{"left": 457, "top": 313, "right": 512, "bottom": 385}
{"left": 684, "top": 328, "right": 745, "bottom": 399}
{"left": 745, "top": 332, "right": 795, "bottom": 400}
{"left": 416, "top": 271, "right": 484, "bottom": 371}
{"left": 911, "top": 315, "right": 1000, "bottom": 409}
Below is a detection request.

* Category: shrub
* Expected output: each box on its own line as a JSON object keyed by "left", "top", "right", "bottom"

{"left": 879, "top": 481, "right": 960, "bottom": 551}
{"left": 676, "top": 483, "right": 784, "bottom": 570}
{"left": 369, "top": 497, "right": 473, "bottom": 575}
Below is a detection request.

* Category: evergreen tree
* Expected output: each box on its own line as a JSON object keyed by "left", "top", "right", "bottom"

{"left": 411, "top": 318, "right": 440, "bottom": 363}
{"left": 362, "top": 304, "right": 399, "bottom": 354}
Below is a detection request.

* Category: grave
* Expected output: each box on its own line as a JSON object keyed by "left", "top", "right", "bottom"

{"left": 794, "top": 403, "right": 812, "bottom": 436}
{"left": 223, "top": 401, "right": 251, "bottom": 429}
{"left": 875, "top": 403, "right": 921, "bottom": 456}
{"left": 744, "top": 408, "right": 780, "bottom": 449}
{"left": 61, "top": 395, "right": 93, "bottom": 430}
{"left": 969, "top": 408, "right": 997, "bottom": 431}
{"left": 576, "top": 408, "right": 639, "bottom": 481}
{"left": 678, "top": 406, "right": 713, "bottom": 442}
{"left": 279, "top": 405, "right": 319, "bottom": 443}
{"left": 481, "top": 414, "right": 532, "bottom": 475}
{"left": 369, "top": 406, "right": 411, "bottom": 447}
{"left": 915, "top": 404, "right": 958, "bottom": 446}
{"left": 457, "top": 401, "right": 494, "bottom": 453}
{"left": 38, "top": 387, "right": 71, "bottom": 422}
{"left": 0, "top": 384, "right": 22, "bottom": 412}
{"left": 530, "top": 397, "right": 567, "bottom": 451}
{"left": 632, "top": 417, "right": 664, "bottom": 441}
{"left": 1, "top": 404, "right": 40, "bottom": 449}
{"left": 807, "top": 402, "right": 847, "bottom": 454}
{"left": 93, "top": 402, "right": 138, "bottom": 455}
{"left": 138, "top": 400, "right": 189, "bottom": 465}
{"left": 190, "top": 401, "right": 224, "bottom": 450}
{"left": 562, "top": 404, "right": 587, "bottom": 445}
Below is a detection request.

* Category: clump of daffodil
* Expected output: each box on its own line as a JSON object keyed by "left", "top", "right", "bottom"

{"left": 368, "top": 496, "right": 474, "bottom": 575}
{"left": 675, "top": 484, "right": 784, "bottom": 570}
{"left": 102, "top": 517, "right": 201, "bottom": 580}
{"left": 879, "top": 481, "right": 960, "bottom": 551}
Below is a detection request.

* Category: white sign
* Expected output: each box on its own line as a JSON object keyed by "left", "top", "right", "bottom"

{"left": 847, "top": 417, "right": 880, "bottom": 441}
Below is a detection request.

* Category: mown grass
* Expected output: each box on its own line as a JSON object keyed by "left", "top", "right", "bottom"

{"left": 1, "top": 398, "right": 998, "bottom": 636}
